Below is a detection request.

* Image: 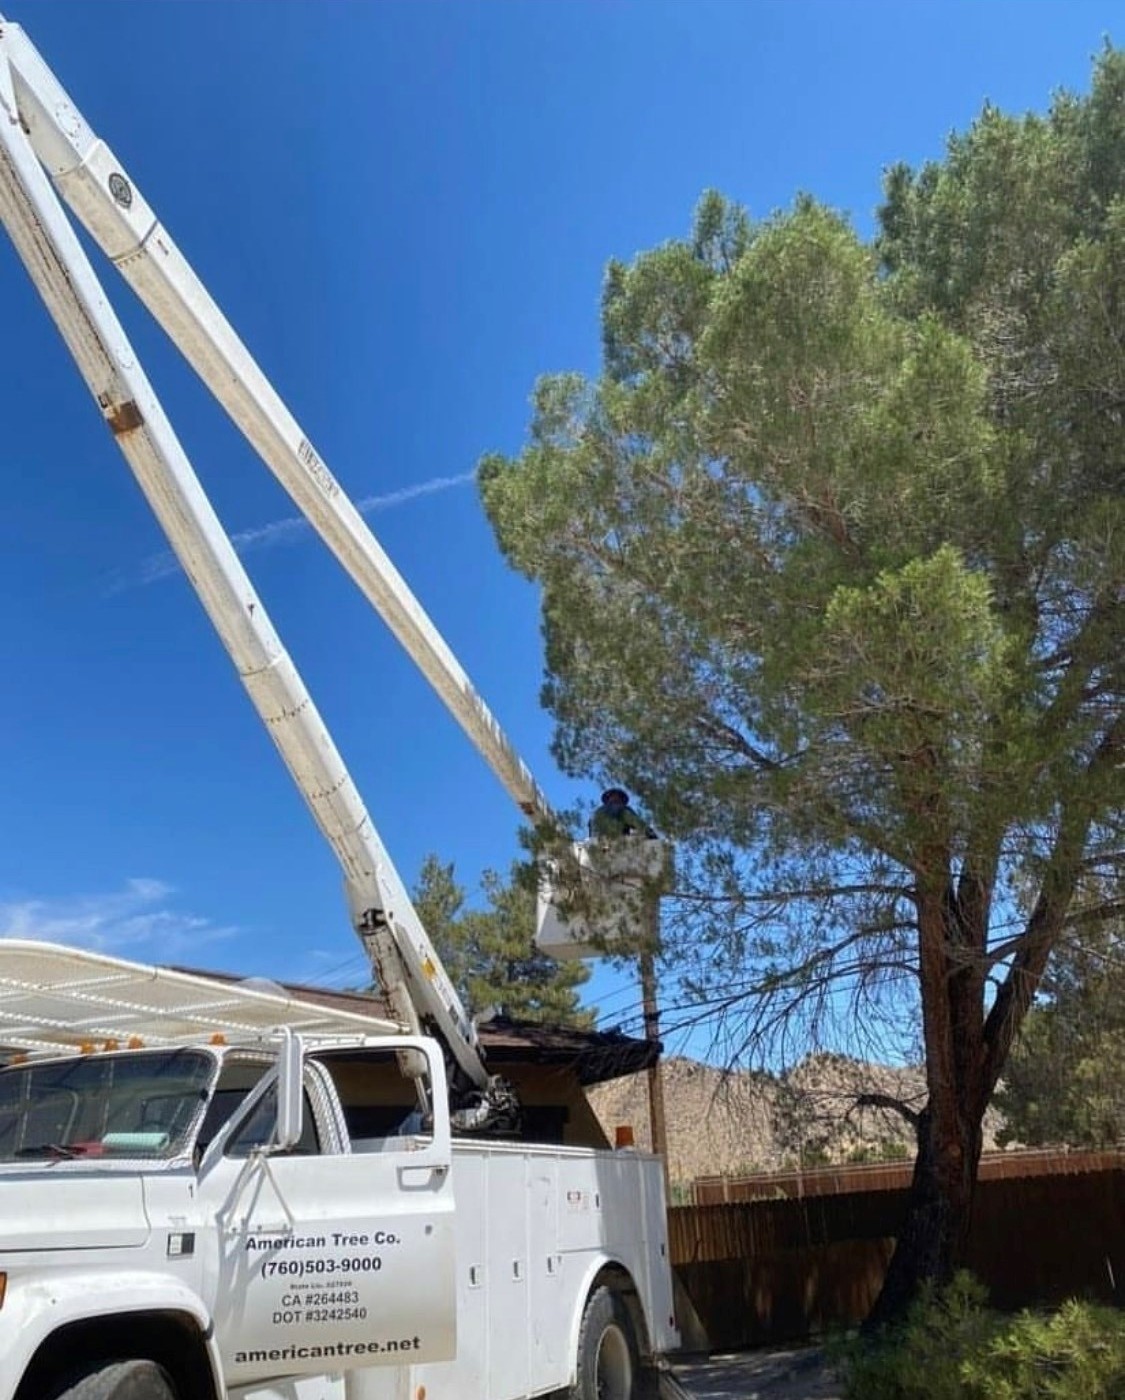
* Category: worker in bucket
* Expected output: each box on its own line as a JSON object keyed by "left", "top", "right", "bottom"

{"left": 589, "top": 787, "right": 657, "bottom": 840}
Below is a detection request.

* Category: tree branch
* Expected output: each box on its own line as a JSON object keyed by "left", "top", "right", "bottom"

{"left": 853, "top": 1092, "right": 921, "bottom": 1128}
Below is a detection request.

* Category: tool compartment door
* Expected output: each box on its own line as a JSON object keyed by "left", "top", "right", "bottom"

{"left": 199, "top": 1040, "right": 454, "bottom": 1385}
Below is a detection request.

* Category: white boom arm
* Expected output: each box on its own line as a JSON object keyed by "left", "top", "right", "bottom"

{"left": 0, "top": 15, "right": 503, "bottom": 1100}
{"left": 0, "top": 19, "right": 552, "bottom": 831}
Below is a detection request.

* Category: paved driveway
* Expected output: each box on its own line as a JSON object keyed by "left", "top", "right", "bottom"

{"left": 666, "top": 1346, "right": 845, "bottom": 1400}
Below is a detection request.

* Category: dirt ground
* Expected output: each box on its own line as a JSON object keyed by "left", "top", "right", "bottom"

{"left": 666, "top": 1346, "right": 846, "bottom": 1400}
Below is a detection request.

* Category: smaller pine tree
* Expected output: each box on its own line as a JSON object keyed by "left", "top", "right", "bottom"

{"left": 996, "top": 917, "right": 1125, "bottom": 1148}
{"left": 412, "top": 855, "right": 593, "bottom": 1028}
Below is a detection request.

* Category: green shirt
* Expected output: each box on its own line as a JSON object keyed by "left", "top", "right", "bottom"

{"left": 590, "top": 805, "right": 651, "bottom": 838}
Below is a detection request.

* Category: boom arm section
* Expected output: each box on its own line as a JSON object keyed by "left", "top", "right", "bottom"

{"left": 0, "top": 16, "right": 502, "bottom": 1106}
{"left": 1, "top": 19, "right": 552, "bottom": 832}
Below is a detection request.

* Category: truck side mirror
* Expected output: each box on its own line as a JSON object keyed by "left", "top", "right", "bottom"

{"left": 275, "top": 1028, "right": 304, "bottom": 1150}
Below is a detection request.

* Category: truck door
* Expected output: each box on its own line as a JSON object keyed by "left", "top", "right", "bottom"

{"left": 197, "top": 1038, "right": 455, "bottom": 1386}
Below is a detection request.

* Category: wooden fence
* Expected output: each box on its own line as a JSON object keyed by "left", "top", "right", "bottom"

{"left": 686, "top": 1146, "right": 1125, "bottom": 1203}
{"left": 669, "top": 1150, "right": 1125, "bottom": 1349}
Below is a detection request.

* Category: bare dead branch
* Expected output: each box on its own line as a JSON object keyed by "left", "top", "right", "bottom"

{"left": 853, "top": 1092, "right": 922, "bottom": 1128}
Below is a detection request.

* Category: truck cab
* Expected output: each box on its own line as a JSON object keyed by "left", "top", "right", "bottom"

{"left": 0, "top": 1030, "right": 458, "bottom": 1400}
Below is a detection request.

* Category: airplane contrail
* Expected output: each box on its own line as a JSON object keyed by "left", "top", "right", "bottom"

{"left": 110, "top": 470, "right": 477, "bottom": 592}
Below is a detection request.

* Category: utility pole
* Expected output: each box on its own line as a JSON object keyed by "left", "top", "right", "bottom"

{"left": 640, "top": 893, "right": 670, "bottom": 1190}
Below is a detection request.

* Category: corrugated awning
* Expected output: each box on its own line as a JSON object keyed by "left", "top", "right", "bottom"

{"left": 0, "top": 940, "right": 400, "bottom": 1054}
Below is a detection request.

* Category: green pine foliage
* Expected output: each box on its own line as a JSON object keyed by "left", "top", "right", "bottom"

{"left": 412, "top": 855, "right": 592, "bottom": 1028}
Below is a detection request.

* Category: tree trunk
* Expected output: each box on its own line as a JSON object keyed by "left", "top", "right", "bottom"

{"left": 864, "top": 1099, "right": 984, "bottom": 1331}
{"left": 863, "top": 871, "right": 987, "bottom": 1332}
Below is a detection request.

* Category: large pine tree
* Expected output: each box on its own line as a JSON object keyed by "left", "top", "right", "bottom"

{"left": 478, "top": 53, "right": 1125, "bottom": 1320}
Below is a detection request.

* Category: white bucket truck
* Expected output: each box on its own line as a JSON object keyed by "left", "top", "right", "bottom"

{"left": 0, "top": 15, "right": 678, "bottom": 1400}
{"left": 0, "top": 943, "right": 674, "bottom": 1400}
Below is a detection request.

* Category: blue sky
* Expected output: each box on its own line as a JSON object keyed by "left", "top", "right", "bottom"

{"left": 0, "top": 0, "right": 1117, "bottom": 1053}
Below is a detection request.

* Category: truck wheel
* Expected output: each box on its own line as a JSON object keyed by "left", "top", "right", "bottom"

{"left": 53, "top": 1361, "right": 176, "bottom": 1400}
{"left": 571, "top": 1286, "right": 638, "bottom": 1400}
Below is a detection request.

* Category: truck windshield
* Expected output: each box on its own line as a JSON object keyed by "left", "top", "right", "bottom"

{"left": 0, "top": 1049, "right": 215, "bottom": 1161}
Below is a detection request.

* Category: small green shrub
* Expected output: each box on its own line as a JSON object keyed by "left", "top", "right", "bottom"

{"left": 842, "top": 1272, "right": 996, "bottom": 1400}
{"left": 961, "top": 1299, "right": 1125, "bottom": 1399}
{"left": 841, "top": 1274, "right": 1125, "bottom": 1400}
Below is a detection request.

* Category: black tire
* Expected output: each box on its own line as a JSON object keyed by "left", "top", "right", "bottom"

{"left": 571, "top": 1286, "right": 639, "bottom": 1400}
{"left": 53, "top": 1361, "right": 176, "bottom": 1400}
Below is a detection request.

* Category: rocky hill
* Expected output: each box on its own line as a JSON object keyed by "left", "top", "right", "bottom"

{"left": 587, "top": 1053, "right": 1003, "bottom": 1185}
